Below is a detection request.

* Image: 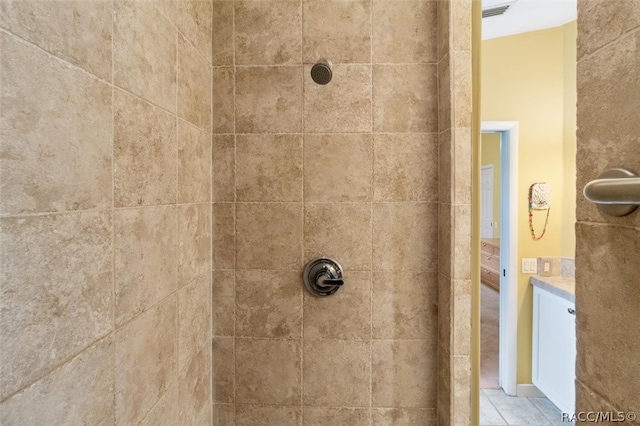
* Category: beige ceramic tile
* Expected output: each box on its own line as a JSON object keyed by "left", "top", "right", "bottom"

{"left": 303, "top": 339, "right": 370, "bottom": 407}
{"left": 211, "top": 270, "right": 234, "bottom": 336}
{"left": 438, "top": 203, "right": 452, "bottom": 280}
{"left": 0, "top": 213, "right": 112, "bottom": 400}
{"left": 452, "top": 280, "right": 471, "bottom": 356}
{"left": 235, "top": 338, "right": 301, "bottom": 405}
{"left": 178, "top": 121, "right": 211, "bottom": 203}
{"left": 577, "top": 0, "right": 640, "bottom": 59}
{"left": 575, "top": 380, "right": 617, "bottom": 414}
{"left": 212, "top": 67, "right": 235, "bottom": 133}
{"left": 235, "top": 66, "right": 303, "bottom": 133}
{"left": 303, "top": 134, "right": 372, "bottom": 202}
{"left": 178, "top": 35, "right": 212, "bottom": 131}
{"left": 575, "top": 224, "right": 640, "bottom": 412}
{"left": 451, "top": 355, "right": 471, "bottom": 422}
{"left": 452, "top": 51, "right": 472, "bottom": 129}
{"left": 212, "top": 135, "right": 235, "bottom": 202}
{"left": 304, "top": 64, "right": 372, "bottom": 133}
{"left": 373, "top": 64, "right": 438, "bottom": 133}
{"left": 236, "top": 270, "right": 302, "bottom": 339}
{"left": 372, "top": 340, "right": 437, "bottom": 408}
{"left": 437, "top": 0, "right": 450, "bottom": 61}
{"left": 576, "top": 31, "right": 640, "bottom": 228}
{"left": 140, "top": 383, "right": 179, "bottom": 426}
{"left": 303, "top": 271, "right": 371, "bottom": 340}
{"left": 178, "top": 276, "right": 211, "bottom": 371}
{"left": 0, "top": 32, "right": 112, "bottom": 215}
{"left": 372, "top": 408, "right": 437, "bottom": 425}
{"left": 177, "top": 0, "right": 213, "bottom": 63}
{"left": 178, "top": 344, "right": 212, "bottom": 425}
{"left": 303, "top": 407, "right": 370, "bottom": 426}
{"left": 0, "top": 0, "right": 112, "bottom": 80}
{"left": 373, "top": 133, "right": 439, "bottom": 202}
{"left": 372, "top": 1, "right": 437, "bottom": 63}
{"left": 438, "top": 129, "right": 452, "bottom": 204}
{"left": 372, "top": 271, "right": 438, "bottom": 340}
{"left": 0, "top": 338, "right": 114, "bottom": 425}
{"left": 212, "top": 271, "right": 235, "bottom": 336}
{"left": 372, "top": 203, "right": 438, "bottom": 271}
{"left": 303, "top": 1, "right": 371, "bottom": 63}
{"left": 236, "top": 134, "right": 303, "bottom": 202}
{"left": 212, "top": 203, "right": 235, "bottom": 270}
{"left": 155, "top": 0, "right": 178, "bottom": 24}
{"left": 452, "top": 127, "right": 472, "bottom": 204}
{"left": 212, "top": 2, "right": 234, "bottom": 65}
{"left": 235, "top": 405, "right": 302, "bottom": 426}
{"left": 178, "top": 204, "right": 211, "bottom": 287}
{"left": 438, "top": 273, "right": 451, "bottom": 353}
{"left": 215, "top": 404, "right": 236, "bottom": 426}
{"left": 304, "top": 203, "right": 372, "bottom": 271}
{"left": 236, "top": 203, "right": 303, "bottom": 270}
{"left": 235, "top": 1, "right": 301, "bottom": 65}
{"left": 451, "top": 0, "right": 472, "bottom": 52}
{"left": 212, "top": 337, "right": 235, "bottom": 404}
{"left": 114, "top": 0, "right": 176, "bottom": 112}
{"left": 438, "top": 53, "right": 451, "bottom": 132}
{"left": 115, "top": 296, "right": 178, "bottom": 425}
{"left": 452, "top": 204, "right": 472, "bottom": 279}
{"left": 114, "top": 89, "right": 177, "bottom": 207}
{"left": 114, "top": 206, "right": 177, "bottom": 326}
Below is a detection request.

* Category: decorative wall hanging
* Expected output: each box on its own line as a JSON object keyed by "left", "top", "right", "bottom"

{"left": 528, "top": 182, "right": 552, "bottom": 240}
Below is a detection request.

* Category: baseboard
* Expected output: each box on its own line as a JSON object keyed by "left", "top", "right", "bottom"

{"left": 516, "top": 384, "right": 545, "bottom": 397}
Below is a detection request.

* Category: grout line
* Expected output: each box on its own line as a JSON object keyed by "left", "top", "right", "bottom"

{"left": 300, "top": 0, "right": 306, "bottom": 421}
{"left": 110, "top": 2, "right": 117, "bottom": 422}
{"left": 0, "top": 27, "right": 112, "bottom": 86}
{"left": 577, "top": 25, "right": 640, "bottom": 64}
{"left": 231, "top": 0, "right": 238, "bottom": 420}
{"left": 0, "top": 329, "right": 117, "bottom": 405}
{"left": 369, "top": 0, "right": 374, "bottom": 421}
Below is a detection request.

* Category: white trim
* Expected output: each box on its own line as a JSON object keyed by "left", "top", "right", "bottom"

{"left": 481, "top": 121, "right": 519, "bottom": 396}
{"left": 516, "top": 384, "right": 545, "bottom": 398}
{"left": 481, "top": 165, "right": 495, "bottom": 239}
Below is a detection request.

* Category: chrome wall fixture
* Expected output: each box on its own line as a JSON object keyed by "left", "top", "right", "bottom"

{"left": 303, "top": 257, "right": 343, "bottom": 297}
{"left": 583, "top": 168, "right": 640, "bottom": 216}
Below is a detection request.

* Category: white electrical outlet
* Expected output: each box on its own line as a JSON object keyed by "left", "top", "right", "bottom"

{"left": 521, "top": 258, "right": 538, "bottom": 274}
{"left": 544, "top": 262, "right": 550, "bottom": 273}
{"left": 494, "top": 221, "right": 499, "bottom": 229}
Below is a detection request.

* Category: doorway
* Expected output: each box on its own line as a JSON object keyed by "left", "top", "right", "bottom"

{"left": 480, "top": 122, "right": 519, "bottom": 397}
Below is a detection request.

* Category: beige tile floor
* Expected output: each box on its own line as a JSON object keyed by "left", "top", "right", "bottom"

{"left": 481, "top": 388, "right": 567, "bottom": 425}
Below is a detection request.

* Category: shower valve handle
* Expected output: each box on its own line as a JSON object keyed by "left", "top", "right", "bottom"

{"left": 317, "top": 275, "right": 344, "bottom": 287}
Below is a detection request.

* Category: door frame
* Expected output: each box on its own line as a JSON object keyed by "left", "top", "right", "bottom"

{"left": 481, "top": 121, "right": 519, "bottom": 396}
{"left": 480, "top": 165, "right": 495, "bottom": 239}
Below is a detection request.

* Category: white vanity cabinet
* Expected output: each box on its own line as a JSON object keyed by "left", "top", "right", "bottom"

{"left": 532, "top": 285, "right": 576, "bottom": 414}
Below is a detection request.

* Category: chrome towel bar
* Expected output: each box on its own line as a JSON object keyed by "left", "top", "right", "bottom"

{"left": 583, "top": 168, "right": 640, "bottom": 216}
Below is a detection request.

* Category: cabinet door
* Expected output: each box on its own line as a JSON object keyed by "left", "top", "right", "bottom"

{"left": 532, "top": 286, "right": 576, "bottom": 413}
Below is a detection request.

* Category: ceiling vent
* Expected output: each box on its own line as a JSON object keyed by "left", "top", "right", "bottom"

{"left": 482, "top": 2, "right": 515, "bottom": 18}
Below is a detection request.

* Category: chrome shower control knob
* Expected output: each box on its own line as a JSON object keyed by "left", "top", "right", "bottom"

{"left": 303, "top": 257, "right": 344, "bottom": 297}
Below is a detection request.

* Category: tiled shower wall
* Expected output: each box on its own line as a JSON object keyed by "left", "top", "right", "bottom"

{"left": 211, "top": 0, "right": 445, "bottom": 423}
{"left": 575, "top": 0, "right": 640, "bottom": 416}
{"left": 1, "top": 1, "right": 213, "bottom": 424}
{"left": 436, "top": 0, "right": 473, "bottom": 423}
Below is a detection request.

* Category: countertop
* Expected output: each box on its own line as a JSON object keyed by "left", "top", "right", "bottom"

{"left": 529, "top": 275, "right": 575, "bottom": 303}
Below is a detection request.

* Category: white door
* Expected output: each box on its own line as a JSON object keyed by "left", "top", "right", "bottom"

{"left": 481, "top": 166, "right": 494, "bottom": 239}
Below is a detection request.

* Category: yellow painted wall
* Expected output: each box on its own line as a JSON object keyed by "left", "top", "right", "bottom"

{"left": 562, "top": 21, "right": 577, "bottom": 256}
{"left": 481, "top": 133, "right": 501, "bottom": 238}
{"left": 481, "top": 23, "right": 577, "bottom": 384}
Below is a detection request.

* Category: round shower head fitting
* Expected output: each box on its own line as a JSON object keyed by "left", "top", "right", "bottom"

{"left": 311, "top": 59, "right": 332, "bottom": 85}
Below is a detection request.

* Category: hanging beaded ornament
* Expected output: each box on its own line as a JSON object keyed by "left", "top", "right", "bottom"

{"left": 528, "top": 183, "right": 551, "bottom": 241}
